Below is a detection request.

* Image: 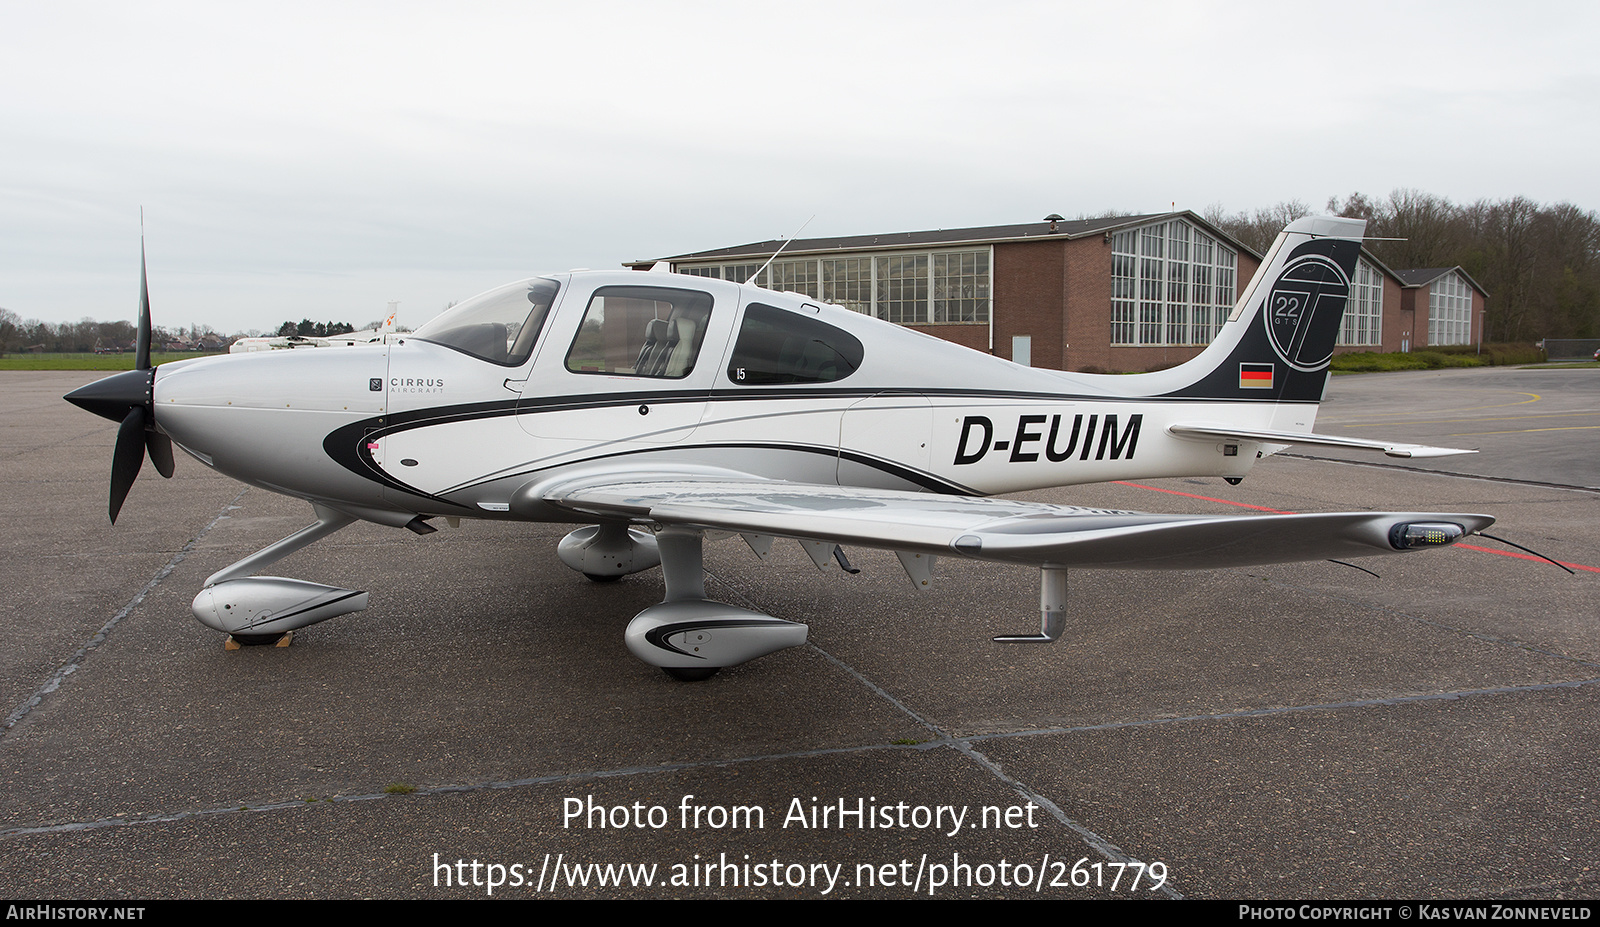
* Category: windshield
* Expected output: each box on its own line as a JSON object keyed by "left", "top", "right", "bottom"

{"left": 411, "top": 277, "right": 561, "bottom": 365}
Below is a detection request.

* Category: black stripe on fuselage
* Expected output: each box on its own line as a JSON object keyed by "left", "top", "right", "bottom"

{"left": 379, "top": 384, "right": 1315, "bottom": 435}
{"left": 432, "top": 442, "right": 979, "bottom": 498}
{"left": 323, "top": 386, "right": 1305, "bottom": 502}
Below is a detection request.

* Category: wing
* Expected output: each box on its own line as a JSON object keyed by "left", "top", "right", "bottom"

{"left": 518, "top": 468, "right": 1493, "bottom": 570}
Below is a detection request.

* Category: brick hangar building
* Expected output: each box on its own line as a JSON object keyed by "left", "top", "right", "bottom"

{"left": 627, "top": 212, "right": 1488, "bottom": 372}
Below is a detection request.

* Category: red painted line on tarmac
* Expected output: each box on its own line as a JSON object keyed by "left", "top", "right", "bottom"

{"left": 1456, "top": 544, "right": 1600, "bottom": 574}
{"left": 1113, "top": 482, "right": 1293, "bottom": 513}
{"left": 1114, "top": 481, "right": 1599, "bottom": 573}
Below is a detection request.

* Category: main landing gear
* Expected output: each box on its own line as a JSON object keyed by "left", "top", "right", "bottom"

{"left": 558, "top": 524, "right": 809, "bottom": 682}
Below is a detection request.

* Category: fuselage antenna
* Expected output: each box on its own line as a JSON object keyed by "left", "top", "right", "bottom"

{"left": 745, "top": 215, "right": 816, "bottom": 286}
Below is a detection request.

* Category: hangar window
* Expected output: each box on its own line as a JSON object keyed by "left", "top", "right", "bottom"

{"left": 1110, "top": 219, "right": 1237, "bottom": 346}
{"left": 565, "top": 286, "right": 714, "bottom": 378}
{"left": 1338, "top": 259, "right": 1384, "bottom": 346}
{"left": 411, "top": 277, "right": 560, "bottom": 366}
{"left": 877, "top": 254, "right": 929, "bottom": 324}
{"left": 727, "top": 303, "right": 863, "bottom": 385}
{"left": 677, "top": 249, "right": 990, "bottom": 324}
{"left": 682, "top": 263, "right": 763, "bottom": 286}
{"left": 933, "top": 250, "right": 989, "bottom": 322}
{"left": 1428, "top": 271, "right": 1473, "bottom": 346}
{"left": 821, "top": 258, "right": 873, "bottom": 316}
{"left": 766, "top": 260, "right": 820, "bottom": 298}
{"left": 1190, "top": 234, "right": 1217, "bottom": 344}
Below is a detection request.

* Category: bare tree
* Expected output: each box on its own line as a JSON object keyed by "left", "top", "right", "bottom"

{"left": 0, "top": 308, "right": 19, "bottom": 358}
{"left": 1216, "top": 189, "right": 1600, "bottom": 341}
{"left": 1204, "top": 200, "right": 1311, "bottom": 253}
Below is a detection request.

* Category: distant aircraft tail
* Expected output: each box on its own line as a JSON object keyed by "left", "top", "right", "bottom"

{"left": 1152, "top": 215, "right": 1364, "bottom": 403}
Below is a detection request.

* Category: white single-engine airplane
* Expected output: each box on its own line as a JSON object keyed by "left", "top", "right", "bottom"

{"left": 68, "top": 216, "right": 1491, "bottom": 680}
{"left": 228, "top": 308, "right": 400, "bottom": 353}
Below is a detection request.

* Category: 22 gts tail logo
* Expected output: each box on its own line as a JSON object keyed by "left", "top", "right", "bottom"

{"left": 954, "top": 413, "right": 1142, "bottom": 465}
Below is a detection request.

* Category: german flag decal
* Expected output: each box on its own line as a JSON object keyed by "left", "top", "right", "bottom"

{"left": 1239, "top": 363, "right": 1274, "bottom": 389}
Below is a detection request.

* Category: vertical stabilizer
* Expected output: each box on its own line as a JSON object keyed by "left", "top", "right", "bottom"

{"left": 1155, "top": 216, "right": 1364, "bottom": 402}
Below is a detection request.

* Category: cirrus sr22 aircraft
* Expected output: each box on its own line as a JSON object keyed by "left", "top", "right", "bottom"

{"left": 67, "top": 216, "right": 1490, "bottom": 680}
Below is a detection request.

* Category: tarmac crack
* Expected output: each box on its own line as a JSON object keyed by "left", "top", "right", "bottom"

{"left": 8, "top": 542, "right": 1577, "bottom": 897}
{"left": 0, "top": 488, "right": 249, "bottom": 741}
{"left": 9, "top": 675, "right": 1600, "bottom": 898}
{"left": 955, "top": 677, "right": 1600, "bottom": 743}
{"left": 706, "top": 563, "right": 1185, "bottom": 898}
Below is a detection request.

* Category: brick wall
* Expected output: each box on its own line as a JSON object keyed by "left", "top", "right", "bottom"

{"left": 994, "top": 239, "right": 1066, "bottom": 368}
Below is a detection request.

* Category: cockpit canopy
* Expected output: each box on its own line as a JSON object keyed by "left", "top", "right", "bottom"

{"left": 410, "top": 277, "right": 561, "bottom": 366}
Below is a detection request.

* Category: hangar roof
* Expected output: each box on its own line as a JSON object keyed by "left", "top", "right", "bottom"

{"left": 1394, "top": 266, "right": 1490, "bottom": 296}
{"left": 627, "top": 211, "right": 1258, "bottom": 267}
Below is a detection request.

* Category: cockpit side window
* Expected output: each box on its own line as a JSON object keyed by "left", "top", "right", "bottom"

{"left": 565, "top": 286, "right": 714, "bottom": 379}
{"left": 410, "top": 278, "right": 560, "bottom": 366}
{"left": 727, "top": 303, "right": 864, "bottom": 385}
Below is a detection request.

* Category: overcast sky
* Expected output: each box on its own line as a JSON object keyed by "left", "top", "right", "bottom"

{"left": 3, "top": 0, "right": 1597, "bottom": 334}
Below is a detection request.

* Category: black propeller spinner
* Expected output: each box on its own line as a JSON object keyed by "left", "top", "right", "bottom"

{"left": 64, "top": 241, "right": 176, "bottom": 523}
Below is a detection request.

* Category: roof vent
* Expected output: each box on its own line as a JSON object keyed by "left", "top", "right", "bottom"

{"left": 1045, "top": 214, "right": 1064, "bottom": 233}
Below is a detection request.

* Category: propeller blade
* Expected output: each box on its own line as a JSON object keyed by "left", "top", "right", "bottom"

{"left": 136, "top": 237, "right": 151, "bottom": 371}
{"left": 146, "top": 430, "right": 175, "bottom": 479}
{"left": 69, "top": 226, "right": 171, "bottom": 524}
{"left": 110, "top": 406, "right": 147, "bottom": 524}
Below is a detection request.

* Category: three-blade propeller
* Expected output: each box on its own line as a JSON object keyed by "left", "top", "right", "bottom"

{"left": 63, "top": 239, "right": 176, "bottom": 523}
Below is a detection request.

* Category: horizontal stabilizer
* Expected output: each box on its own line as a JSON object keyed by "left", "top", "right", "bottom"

{"left": 1168, "top": 422, "right": 1476, "bottom": 458}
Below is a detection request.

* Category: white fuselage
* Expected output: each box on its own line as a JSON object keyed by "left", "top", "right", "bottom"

{"left": 153, "top": 271, "right": 1298, "bottom": 524}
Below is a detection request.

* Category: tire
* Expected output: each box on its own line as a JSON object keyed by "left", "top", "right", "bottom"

{"left": 662, "top": 666, "right": 720, "bottom": 682}
{"left": 230, "top": 633, "right": 285, "bottom": 647}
